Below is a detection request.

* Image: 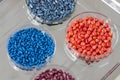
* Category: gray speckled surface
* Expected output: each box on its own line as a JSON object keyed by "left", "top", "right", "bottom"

{"left": 0, "top": 0, "right": 120, "bottom": 80}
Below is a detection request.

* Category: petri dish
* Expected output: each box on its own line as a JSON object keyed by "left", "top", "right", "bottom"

{"left": 64, "top": 11, "right": 118, "bottom": 64}
{"left": 25, "top": 0, "right": 76, "bottom": 25}
{"left": 7, "top": 24, "right": 56, "bottom": 71}
{"left": 32, "top": 65, "right": 77, "bottom": 80}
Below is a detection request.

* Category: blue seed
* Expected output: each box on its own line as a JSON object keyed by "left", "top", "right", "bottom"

{"left": 7, "top": 27, "right": 55, "bottom": 71}
{"left": 26, "top": 0, "right": 76, "bottom": 24}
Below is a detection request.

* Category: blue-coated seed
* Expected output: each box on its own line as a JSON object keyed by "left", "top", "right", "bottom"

{"left": 7, "top": 27, "right": 55, "bottom": 70}
{"left": 26, "top": 0, "right": 76, "bottom": 24}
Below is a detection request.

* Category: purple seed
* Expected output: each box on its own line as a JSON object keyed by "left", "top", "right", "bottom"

{"left": 34, "top": 68, "right": 75, "bottom": 80}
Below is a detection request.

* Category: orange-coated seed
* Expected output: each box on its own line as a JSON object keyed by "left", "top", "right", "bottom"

{"left": 66, "top": 16, "right": 113, "bottom": 64}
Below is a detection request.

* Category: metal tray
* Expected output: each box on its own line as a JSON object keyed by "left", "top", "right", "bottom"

{"left": 0, "top": 0, "right": 120, "bottom": 80}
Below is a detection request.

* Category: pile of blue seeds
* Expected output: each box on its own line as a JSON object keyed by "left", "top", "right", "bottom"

{"left": 26, "top": 0, "right": 76, "bottom": 24}
{"left": 7, "top": 27, "right": 55, "bottom": 70}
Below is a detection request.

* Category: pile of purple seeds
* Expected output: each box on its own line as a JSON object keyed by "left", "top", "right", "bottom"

{"left": 34, "top": 68, "right": 75, "bottom": 80}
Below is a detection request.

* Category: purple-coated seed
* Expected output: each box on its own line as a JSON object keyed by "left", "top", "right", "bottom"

{"left": 34, "top": 68, "right": 75, "bottom": 80}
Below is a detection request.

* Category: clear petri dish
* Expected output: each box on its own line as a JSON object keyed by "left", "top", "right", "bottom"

{"left": 25, "top": 0, "right": 76, "bottom": 25}
{"left": 64, "top": 11, "right": 119, "bottom": 64}
{"left": 32, "top": 65, "right": 77, "bottom": 80}
{"left": 7, "top": 24, "right": 56, "bottom": 72}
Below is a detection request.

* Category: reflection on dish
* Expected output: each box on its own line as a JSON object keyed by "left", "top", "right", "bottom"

{"left": 102, "top": 0, "right": 120, "bottom": 14}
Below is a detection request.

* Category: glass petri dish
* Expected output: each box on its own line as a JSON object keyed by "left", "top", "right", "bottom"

{"left": 65, "top": 11, "right": 119, "bottom": 64}
{"left": 25, "top": 0, "right": 76, "bottom": 25}
{"left": 7, "top": 24, "right": 56, "bottom": 72}
{"left": 32, "top": 65, "right": 77, "bottom": 80}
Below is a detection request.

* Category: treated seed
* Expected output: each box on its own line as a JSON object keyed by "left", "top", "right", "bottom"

{"left": 109, "top": 32, "right": 113, "bottom": 37}
{"left": 90, "top": 56, "right": 95, "bottom": 62}
{"left": 88, "top": 37, "right": 92, "bottom": 42}
{"left": 85, "top": 56, "right": 90, "bottom": 61}
{"left": 81, "top": 42, "right": 85, "bottom": 46}
{"left": 95, "top": 39, "right": 99, "bottom": 42}
{"left": 72, "top": 45, "right": 77, "bottom": 50}
{"left": 78, "top": 48, "right": 83, "bottom": 53}
{"left": 85, "top": 34, "right": 89, "bottom": 38}
{"left": 87, "top": 51, "right": 91, "bottom": 55}
{"left": 107, "top": 37, "right": 112, "bottom": 41}
{"left": 104, "top": 53, "right": 109, "bottom": 57}
{"left": 92, "top": 45, "right": 97, "bottom": 50}
{"left": 81, "top": 54, "right": 85, "bottom": 59}
{"left": 7, "top": 27, "right": 55, "bottom": 70}
{"left": 99, "top": 54, "right": 104, "bottom": 59}
{"left": 34, "top": 69, "right": 75, "bottom": 80}
{"left": 95, "top": 56, "right": 99, "bottom": 62}
{"left": 82, "top": 50, "right": 87, "bottom": 54}
{"left": 76, "top": 53, "right": 81, "bottom": 58}
{"left": 99, "top": 50, "right": 104, "bottom": 54}
{"left": 86, "top": 47, "right": 91, "bottom": 51}
{"left": 107, "top": 47, "right": 112, "bottom": 53}
{"left": 26, "top": 0, "right": 76, "bottom": 24}
{"left": 99, "top": 19, "right": 104, "bottom": 24}
{"left": 106, "top": 42, "right": 111, "bottom": 47}
{"left": 92, "top": 52, "right": 97, "bottom": 56}
{"left": 66, "top": 16, "right": 113, "bottom": 64}
{"left": 106, "top": 27, "right": 111, "bottom": 32}
{"left": 90, "top": 40, "right": 96, "bottom": 45}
